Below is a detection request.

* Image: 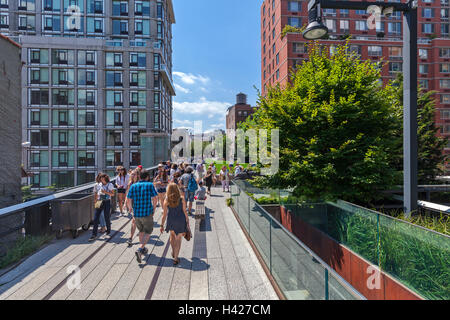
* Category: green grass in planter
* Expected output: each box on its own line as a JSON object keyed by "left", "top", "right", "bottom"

{"left": 325, "top": 204, "right": 450, "bottom": 300}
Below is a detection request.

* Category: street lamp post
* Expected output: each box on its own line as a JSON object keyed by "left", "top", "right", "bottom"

{"left": 304, "top": 0, "right": 418, "bottom": 216}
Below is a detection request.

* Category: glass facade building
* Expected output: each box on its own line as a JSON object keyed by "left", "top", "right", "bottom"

{"left": 0, "top": 0, "right": 175, "bottom": 188}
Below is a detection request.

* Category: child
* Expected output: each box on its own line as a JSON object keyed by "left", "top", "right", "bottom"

{"left": 195, "top": 181, "right": 207, "bottom": 201}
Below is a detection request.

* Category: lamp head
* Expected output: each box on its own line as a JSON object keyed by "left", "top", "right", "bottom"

{"left": 303, "top": 20, "right": 329, "bottom": 40}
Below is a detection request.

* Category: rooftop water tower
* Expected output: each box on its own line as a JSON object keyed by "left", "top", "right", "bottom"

{"left": 236, "top": 93, "right": 247, "bottom": 105}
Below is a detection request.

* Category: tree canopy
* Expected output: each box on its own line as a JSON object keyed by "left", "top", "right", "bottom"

{"left": 243, "top": 42, "right": 447, "bottom": 205}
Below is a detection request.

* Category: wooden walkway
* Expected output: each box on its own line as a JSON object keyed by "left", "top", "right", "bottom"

{"left": 0, "top": 188, "right": 278, "bottom": 300}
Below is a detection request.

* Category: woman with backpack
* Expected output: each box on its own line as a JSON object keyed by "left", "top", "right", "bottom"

{"left": 160, "top": 183, "right": 190, "bottom": 265}
{"left": 179, "top": 166, "right": 197, "bottom": 215}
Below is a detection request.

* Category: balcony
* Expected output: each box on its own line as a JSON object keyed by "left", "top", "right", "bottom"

{"left": 158, "top": 64, "right": 176, "bottom": 96}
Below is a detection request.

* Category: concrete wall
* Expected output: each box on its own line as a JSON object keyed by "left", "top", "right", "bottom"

{"left": 0, "top": 35, "right": 23, "bottom": 256}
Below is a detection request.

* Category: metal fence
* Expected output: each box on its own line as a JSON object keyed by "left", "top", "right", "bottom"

{"left": 0, "top": 166, "right": 159, "bottom": 239}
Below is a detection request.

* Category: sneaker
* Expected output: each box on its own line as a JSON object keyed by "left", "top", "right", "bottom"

{"left": 127, "top": 238, "right": 133, "bottom": 247}
{"left": 135, "top": 249, "right": 142, "bottom": 263}
{"left": 142, "top": 247, "right": 148, "bottom": 255}
{"left": 88, "top": 235, "right": 96, "bottom": 242}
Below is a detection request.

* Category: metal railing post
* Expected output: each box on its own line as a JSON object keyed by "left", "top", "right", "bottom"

{"left": 270, "top": 217, "right": 272, "bottom": 274}
{"left": 325, "top": 268, "right": 329, "bottom": 300}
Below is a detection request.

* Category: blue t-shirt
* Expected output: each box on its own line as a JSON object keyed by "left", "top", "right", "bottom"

{"left": 126, "top": 181, "right": 158, "bottom": 218}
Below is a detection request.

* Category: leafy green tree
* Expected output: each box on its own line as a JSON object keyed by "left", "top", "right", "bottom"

{"left": 388, "top": 74, "right": 448, "bottom": 184}
{"left": 243, "top": 42, "right": 402, "bottom": 205}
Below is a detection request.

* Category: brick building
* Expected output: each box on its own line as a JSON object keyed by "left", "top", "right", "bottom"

{"left": 226, "top": 93, "right": 258, "bottom": 131}
{"left": 261, "top": 0, "right": 450, "bottom": 170}
{"left": 0, "top": 34, "right": 23, "bottom": 254}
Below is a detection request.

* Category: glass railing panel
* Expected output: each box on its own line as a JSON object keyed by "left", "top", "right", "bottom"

{"left": 328, "top": 271, "right": 358, "bottom": 300}
{"left": 234, "top": 183, "right": 249, "bottom": 232}
{"left": 270, "top": 220, "right": 327, "bottom": 300}
{"left": 249, "top": 198, "right": 271, "bottom": 267}
{"left": 379, "top": 214, "right": 450, "bottom": 300}
{"left": 326, "top": 202, "right": 379, "bottom": 266}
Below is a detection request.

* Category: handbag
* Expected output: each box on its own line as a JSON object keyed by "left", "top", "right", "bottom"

{"left": 95, "top": 200, "right": 104, "bottom": 209}
{"left": 184, "top": 227, "right": 191, "bottom": 241}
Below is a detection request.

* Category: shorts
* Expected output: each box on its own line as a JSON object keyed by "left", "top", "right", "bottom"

{"left": 157, "top": 187, "right": 166, "bottom": 193}
{"left": 117, "top": 188, "right": 126, "bottom": 194}
{"left": 135, "top": 215, "right": 154, "bottom": 234}
{"left": 184, "top": 190, "right": 195, "bottom": 203}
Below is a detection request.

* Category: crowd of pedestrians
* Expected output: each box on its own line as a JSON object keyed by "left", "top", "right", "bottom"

{"left": 88, "top": 160, "right": 243, "bottom": 265}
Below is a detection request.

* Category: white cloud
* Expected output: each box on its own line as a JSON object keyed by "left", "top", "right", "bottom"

{"left": 174, "top": 119, "right": 193, "bottom": 126}
{"left": 174, "top": 83, "right": 190, "bottom": 94}
{"left": 173, "top": 71, "right": 210, "bottom": 86}
{"left": 173, "top": 97, "right": 231, "bottom": 116}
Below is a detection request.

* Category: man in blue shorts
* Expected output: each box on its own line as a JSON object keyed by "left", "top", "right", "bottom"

{"left": 126, "top": 170, "right": 158, "bottom": 263}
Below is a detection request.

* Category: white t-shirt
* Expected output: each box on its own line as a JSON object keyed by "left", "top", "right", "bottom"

{"left": 96, "top": 182, "right": 114, "bottom": 200}
{"left": 116, "top": 174, "right": 129, "bottom": 189}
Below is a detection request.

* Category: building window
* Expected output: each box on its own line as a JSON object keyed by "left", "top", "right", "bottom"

{"left": 87, "top": 17, "right": 103, "bottom": 33}
{"left": 112, "top": 19, "right": 128, "bottom": 35}
{"left": 440, "top": 63, "right": 450, "bottom": 73}
{"left": 340, "top": 20, "right": 349, "bottom": 32}
{"left": 293, "top": 42, "right": 306, "bottom": 53}
{"left": 87, "top": 0, "right": 103, "bottom": 14}
{"left": 130, "top": 52, "right": 146, "bottom": 67}
{"left": 368, "top": 46, "right": 382, "bottom": 56}
{"left": 0, "top": 13, "right": 8, "bottom": 28}
{"left": 419, "top": 64, "right": 429, "bottom": 74}
{"left": 18, "top": 15, "right": 35, "bottom": 31}
{"left": 340, "top": 9, "right": 349, "bottom": 17}
{"left": 112, "top": 0, "right": 128, "bottom": 16}
{"left": 442, "top": 24, "right": 450, "bottom": 36}
{"left": 440, "top": 79, "right": 450, "bottom": 88}
{"left": 288, "top": 1, "right": 301, "bottom": 12}
{"left": 323, "top": 9, "right": 336, "bottom": 16}
{"left": 325, "top": 19, "right": 336, "bottom": 32}
{"left": 440, "top": 48, "right": 450, "bottom": 57}
{"left": 422, "top": 8, "right": 435, "bottom": 18}
{"left": 440, "top": 95, "right": 450, "bottom": 104}
{"left": 419, "top": 79, "right": 428, "bottom": 89}
{"left": 388, "top": 22, "right": 401, "bottom": 34}
{"left": 389, "top": 62, "right": 402, "bottom": 72}
{"left": 355, "top": 20, "right": 368, "bottom": 31}
{"left": 287, "top": 17, "right": 301, "bottom": 28}
{"left": 422, "top": 23, "right": 434, "bottom": 34}
{"left": 106, "top": 71, "right": 123, "bottom": 87}
{"left": 389, "top": 47, "right": 402, "bottom": 57}
{"left": 419, "top": 49, "right": 428, "bottom": 59}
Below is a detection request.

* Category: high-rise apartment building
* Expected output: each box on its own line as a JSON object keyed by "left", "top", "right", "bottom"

{"left": 0, "top": 0, "right": 175, "bottom": 188}
{"left": 261, "top": 0, "right": 450, "bottom": 170}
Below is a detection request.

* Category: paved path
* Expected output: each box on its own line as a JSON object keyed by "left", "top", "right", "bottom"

{"left": 0, "top": 187, "right": 278, "bottom": 300}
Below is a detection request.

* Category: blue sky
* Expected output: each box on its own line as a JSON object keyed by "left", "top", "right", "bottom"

{"left": 171, "top": 0, "right": 262, "bottom": 132}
